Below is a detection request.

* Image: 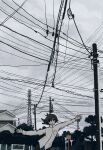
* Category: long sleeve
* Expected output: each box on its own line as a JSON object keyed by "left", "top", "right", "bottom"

{"left": 22, "top": 130, "right": 37, "bottom": 135}
{"left": 55, "top": 117, "right": 78, "bottom": 131}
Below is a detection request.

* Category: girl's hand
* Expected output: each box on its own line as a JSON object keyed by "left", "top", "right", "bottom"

{"left": 16, "top": 128, "right": 23, "bottom": 134}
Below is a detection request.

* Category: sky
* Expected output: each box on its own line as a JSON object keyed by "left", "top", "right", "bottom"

{"left": 0, "top": 0, "right": 103, "bottom": 132}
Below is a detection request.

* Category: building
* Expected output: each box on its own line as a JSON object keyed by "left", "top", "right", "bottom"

{"left": 0, "top": 110, "right": 16, "bottom": 133}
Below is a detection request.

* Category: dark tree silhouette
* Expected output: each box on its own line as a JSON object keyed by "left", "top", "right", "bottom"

{"left": 72, "top": 130, "right": 84, "bottom": 142}
{"left": 83, "top": 115, "right": 96, "bottom": 142}
{"left": 85, "top": 115, "right": 96, "bottom": 126}
{"left": 0, "top": 130, "right": 12, "bottom": 144}
{"left": 16, "top": 123, "right": 33, "bottom": 131}
{"left": 72, "top": 130, "right": 84, "bottom": 150}
{"left": 62, "top": 131, "right": 71, "bottom": 138}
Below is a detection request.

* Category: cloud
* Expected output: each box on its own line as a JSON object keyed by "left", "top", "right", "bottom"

{"left": 0, "top": 0, "right": 102, "bottom": 130}
{"left": 71, "top": 2, "right": 102, "bottom": 39}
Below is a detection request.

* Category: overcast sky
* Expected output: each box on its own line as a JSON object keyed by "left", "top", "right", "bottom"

{"left": 0, "top": 0, "right": 103, "bottom": 131}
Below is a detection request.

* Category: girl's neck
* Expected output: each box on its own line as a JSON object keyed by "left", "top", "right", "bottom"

{"left": 49, "top": 124, "right": 54, "bottom": 128}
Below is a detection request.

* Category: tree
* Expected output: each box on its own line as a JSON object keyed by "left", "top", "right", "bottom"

{"left": 0, "top": 130, "right": 12, "bottom": 144}
{"left": 72, "top": 130, "right": 84, "bottom": 150}
{"left": 85, "top": 115, "right": 96, "bottom": 126}
{"left": 16, "top": 123, "right": 33, "bottom": 131}
{"left": 72, "top": 130, "right": 84, "bottom": 142}
{"left": 62, "top": 131, "right": 71, "bottom": 138}
{"left": 83, "top": 115, "right": 96, "bottom": 142}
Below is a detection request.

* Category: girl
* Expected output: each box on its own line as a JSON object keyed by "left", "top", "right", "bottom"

{"left": 17, "top": 114, "right": 80, "bottom": 150}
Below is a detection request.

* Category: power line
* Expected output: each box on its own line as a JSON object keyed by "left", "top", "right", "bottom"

{"left": 1, "top": 0, "right": 46, "bottom": 32}
{"left": 36, "top": 0, "right": 66, "bottom": 107}
{"left": 52, "top": 0, "right": 69, "bottom": 86}
{"left": 0, "top": 40, "right": 49, "bottom": 62}
{"left": 0, "top": 0, "right": 28, "bottom": 25}
{"left": 0, "top": 1, "right": 90, "bottom": 55}
{"left": 1, "top": 0, "right": 96, "bottom": 52}
{"left": 67, "top": 8, "right": 90, "bottom": 54}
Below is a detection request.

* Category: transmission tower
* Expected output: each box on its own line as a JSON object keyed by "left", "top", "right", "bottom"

{"left": 27, "top": 89, "right": 32, "bottom": 126}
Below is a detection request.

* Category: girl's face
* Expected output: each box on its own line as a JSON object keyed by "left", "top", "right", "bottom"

{"left": 49, "top": 119, "right": 55, "bottom": 126}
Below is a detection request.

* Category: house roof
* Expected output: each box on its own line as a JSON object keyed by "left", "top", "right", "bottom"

{"left": 2, "top": 123, "right": 16, "bottom": 129}
{"left": 0, "top": 110, "right": 6, "bottom": 113}
{"left": 0, "top": 123, "right": 16, "bottom": 129}
{"left": 0, "top": 124, "right": 5, "bottom": 128}
{"left": 0, "top": 110, "right": 15, "bottom": 117}
{"left": 0, "top": 123, "right": 16, "bottom": 133}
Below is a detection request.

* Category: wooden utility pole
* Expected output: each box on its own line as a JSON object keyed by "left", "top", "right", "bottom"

{"left": 34, "top": 104, "right": 37, "bottom": 130}
{"left": 49, "top": 97, "right": 54, "bottom": 114}
{"left": 77, "top": 115, "right": 82, "bottom": 130}
{"left": 92, "top": 43, "right": 100, "bottom": 150}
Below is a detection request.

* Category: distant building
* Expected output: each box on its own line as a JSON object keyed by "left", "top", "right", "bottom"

{"left": 0, "top": 110, "right": 16, "bottom": 133}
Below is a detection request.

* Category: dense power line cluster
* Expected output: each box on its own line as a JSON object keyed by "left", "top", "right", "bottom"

{"left": 0, "top": 0, "right": 103, "bottom": 130}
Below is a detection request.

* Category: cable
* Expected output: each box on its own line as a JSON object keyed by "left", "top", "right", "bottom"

{"left": 0, "top": 91, "right": 27, "bottom": 101}
{"left": 53, "top": 0, "right": 55, "bottom": 29}
{"left": 0, "top": 13, "right": 89, "bottom": 56}
{"left": 0, "top": 0, "right": 28, "bottom": 25}
{"left": 55, "top": 102, "right": 76, "bottom": 116}
{"left": 0, "top": 35, "right": 50, "bottom": 57}
{"left": 64, "top": 20, "right": 69, "bottom": 61}
{"left": 0, "top": 27, "right": 54, "bottom": 56}
{"left": 0, "top": 48, "right": 47, "bottom": 63}
{"left": 36, "top": 0, "right": 65, "bottom": 107}
{"left": 51, "top": 1, "right": 69, "bottom": 86}
{"left": 1, "top": 0, "right": 46, "bottom": 32}
{"left": 67, "top": 8, "right": 90, "bottom": 54}
{"left": 3, "top": 0, "right": 93, "bottom": 51}
{"left": 0, "top": 64, "right": 47, "bottom": 67}
{"left": 52, "top": 0, "right": 68, "bottom": 86}
{"left": 0, "top": 40, "right": 49, "bottom": 62}
{"left": 1, "top": 25, "right": 52, "bottom": 50}
{"left": 44, "top": 0, "right": 49, "bottom": 36}
{"left": 0, "top": 0, "right": 100, "bottom": 120}
{"left": 0, "top": 24, "right": 89, "bottom": 60}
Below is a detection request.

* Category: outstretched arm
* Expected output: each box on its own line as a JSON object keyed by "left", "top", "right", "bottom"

{"left": 56, "top": 115, "right": 81, "bottom": 131}
{"left": 17, "top": 128, "right": 46, "bottom": 136}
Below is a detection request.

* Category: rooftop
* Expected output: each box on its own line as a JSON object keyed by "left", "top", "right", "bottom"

{"left": 0, "top": 110, "right": 6, "bottom": 113}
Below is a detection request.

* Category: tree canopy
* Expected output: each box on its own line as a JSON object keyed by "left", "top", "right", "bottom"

{"left": 83, "top": 115, "right": 96, "bottom": 142}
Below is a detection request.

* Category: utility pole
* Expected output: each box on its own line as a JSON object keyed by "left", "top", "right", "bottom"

{"left": 27, "top": 89, "right": 32, "bottom": 126}
{"left": 18, "top": 118, "right": 20, "bottom": 126}
{"left": 33, "top": 104, "right": 37, "bottom": 130}
{"left": 92, "top": 43, "right": 100, "bottom": 150}
{"left": 77, "top": 120, "right": 79, "bottom": 130}
{"left": 77, "top": 115, "right": 81, "bottom": 130}
{"left": 49, "top": 97, "right": 54, "bottom": 114}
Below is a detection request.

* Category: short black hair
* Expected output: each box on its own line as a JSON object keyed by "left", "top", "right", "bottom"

{"left": 41, "top": 113, "right": 58, "bottom": 125}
